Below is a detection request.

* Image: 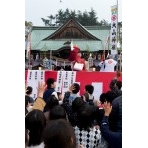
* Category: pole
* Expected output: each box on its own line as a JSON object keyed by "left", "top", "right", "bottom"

{"left": 50, "top": 49, "right": 52, "bottom": 70}
{"left": 107, "top": 35, "right": 110, "bottom": 56}
{"left": 117, "top": 0, "right": 118, "bottom": 38}
{"left": 116, "top": 0, "right": 119, "bottom": 71}
{"left": 119, "top": 51, "right": 122, "bottom": 71}
{"left": 28, "top": 47, "right": 30, "bottom": 69}
{"left": 64, "top": 61, "right": 65, "bottom": 69}
{"left": 28, "top": 29, "right": 31, "bottom": 70}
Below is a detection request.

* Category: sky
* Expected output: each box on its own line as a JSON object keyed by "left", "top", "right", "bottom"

{"left": 25, "top": 0, "right": 122, "bottom": 26}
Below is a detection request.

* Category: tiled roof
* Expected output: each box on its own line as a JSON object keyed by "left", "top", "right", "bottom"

{"left": 29, "top": 20, "right": 111, "bottom": 51}
{"left": 43, "top": 18, "right": 101, "bottom": 41}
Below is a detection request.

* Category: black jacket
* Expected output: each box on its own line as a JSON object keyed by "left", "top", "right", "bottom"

{"left": 109, "top": 95, "right": 122, "bottom": 132}
{"left": 43, "top": 88, "right": 55, "bottom": 104}
{"left": 101, "top": 116, "right": 122, "bottom": 148}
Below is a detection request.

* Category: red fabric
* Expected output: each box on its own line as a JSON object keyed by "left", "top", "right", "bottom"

{"left": 68, "top": 46, "right": 86, "bottom": 70}
{"left": 25, "top": 70, "right": 122, "bottom": 95}
{"left": 44, "top": 71, "right": 57, "bottom": 82}
{"left": 75, "top": 72, "right": 121, "bottom": 95}
{"left": 68, "top": 46, "right": 80, "bottom": 61}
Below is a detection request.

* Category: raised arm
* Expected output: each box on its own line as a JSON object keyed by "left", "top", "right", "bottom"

{"left": 100, "top": 102, "right": 122, "bottom": 148}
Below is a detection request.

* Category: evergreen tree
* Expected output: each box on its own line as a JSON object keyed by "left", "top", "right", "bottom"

{"left": 41, "top": 8, "right": 109, "bottom": 26}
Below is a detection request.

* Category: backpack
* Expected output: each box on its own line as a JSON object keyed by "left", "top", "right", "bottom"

{"left": 43, "top": 94, "right": 59, "bottom": 112}
{"left": 63, "top": 91, "right": 71, "bottom": 104}
{"left": 82, "top": 93, "right": 94, "bottom": 105}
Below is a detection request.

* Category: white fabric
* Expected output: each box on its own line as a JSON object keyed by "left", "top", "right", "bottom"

{"left": 71, "top": 41, "right": 74, "bottom": 51}
{"left": 104, "top": 59, "right": 117, "bottom": 72}
{"left": 27, "top": 70, "right": 45, "bottom": 100}
{"left": 51, "top": 91, "right": 58, "bottom": 99}
{"left": 27, "top": 142, "right": 44, "bottom": 148}
{"left": 59, "top": 100, "right": 63, "bottom": 105}
{"left": 99, "top": 61, "right": 105, "bottom": 72}
{"left": 73, "top": 62, "right": 84, "bottom": 71}
{"left": 74, "top": 126, "right": 102, "bottom": 148}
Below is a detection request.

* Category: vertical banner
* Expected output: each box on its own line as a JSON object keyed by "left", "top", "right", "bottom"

{"left": 33, "top": 70, "right": 39, "bottom": 99}
{"left": 27, "top": 70, "right": 45, "bottom": 100}
{"left": 70, "top": 71, "right": 76, "bottom": 85}
{"left": 62, "top": 71, "right": 69, "bottom": 97}
{"left": 110, "top": 5, "right": 118, "bottom": 55}
{"left": 27, "top": 70, "right": 38, "bottom": 100}
{"left": 55, "top": 71, "right": 63, "bottom": 93}
{"left": 39, "top": 70, "right": 45, "bottom": 82}
{"left": 61, "top": 71, "right": 76, "bottom": 97}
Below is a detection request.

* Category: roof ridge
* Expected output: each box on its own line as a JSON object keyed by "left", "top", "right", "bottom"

{"left": 42, "top": 18, "right": 101, "bottom": 41}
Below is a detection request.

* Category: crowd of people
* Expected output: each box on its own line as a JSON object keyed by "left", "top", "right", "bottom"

{"left": 25, "top": 72, "right": 122, "bottom": 148}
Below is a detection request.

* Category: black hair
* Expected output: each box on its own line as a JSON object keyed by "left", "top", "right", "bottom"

{"left": 105, "top": 91, "right": 118, "bottom": 103}
{"left": 99, "top": 93, "right": 107, "bottom": 104}
{"left": 116, "top": 81, "right": 122, "bottom": 90}
{"left": 77, "top": 104, "right": 94, "bottom": 130}
{"left": 50, "top": 105, "right": 66, "bottom": 120}
{"left": 25, "top": 109, "right": 46, "bottom": 146}
{"left": 85, "top": 84, "right": 94, "bottom": 95}
{"left": 109, "top": 79, "right": 118, "bottom": 90}
{"left": 72, "top": 97, "right": 85, "bottom": 113}
{"left": 92, "top": 106, "right": 104, "bottom": 126}
{"left": 43, "top": 95, "right": 59, "bottom": 112}
{"left": 43, "top": 119, "right": 76, "bottom": 148}
{"left": 72, "top": 83, "right": 80, "bottom": 94}
{"left": 26, "top": 86, "right": 33, "bottom": 95}
{"left": 46, "top": 78, "right": 56, "bottom": 89}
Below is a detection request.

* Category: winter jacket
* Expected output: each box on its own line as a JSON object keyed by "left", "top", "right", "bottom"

{"left": 109, "top": 95, "right": 122, "bottom": 132}
{"left": 101, "top": 116, "right": 122, "bottom": 148}
{"left": 43, "top": 88, "right": 55, "bottom": 103}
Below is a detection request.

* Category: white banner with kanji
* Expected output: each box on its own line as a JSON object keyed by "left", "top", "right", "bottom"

{"left": 61, "top": 71, "right": 76, "bottom": 97}
{"left": 110, "top": 5, "right": 118, "bottom": 55}
{"left": 27, "top": 70, "right": 45, "bottom": 100}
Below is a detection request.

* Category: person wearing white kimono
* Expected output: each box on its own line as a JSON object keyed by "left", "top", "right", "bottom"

{"left": 104, "top": 55, "right": 117, "bottom": 72}
{"left": 98, "top": 61, "right": 105, "bottom": 72}
{"left": 99, "top": 55, "right": 117, "bottom": 72}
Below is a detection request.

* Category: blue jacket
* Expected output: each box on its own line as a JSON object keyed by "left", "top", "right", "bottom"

{"left": 101, "top": 116, "right": 122, "bottom": 148}
{"left": 109, "top": 95, "right": 122, "bottom": 132}
{"left": 43, "top": 88, "right": 55, "bottom": 103}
